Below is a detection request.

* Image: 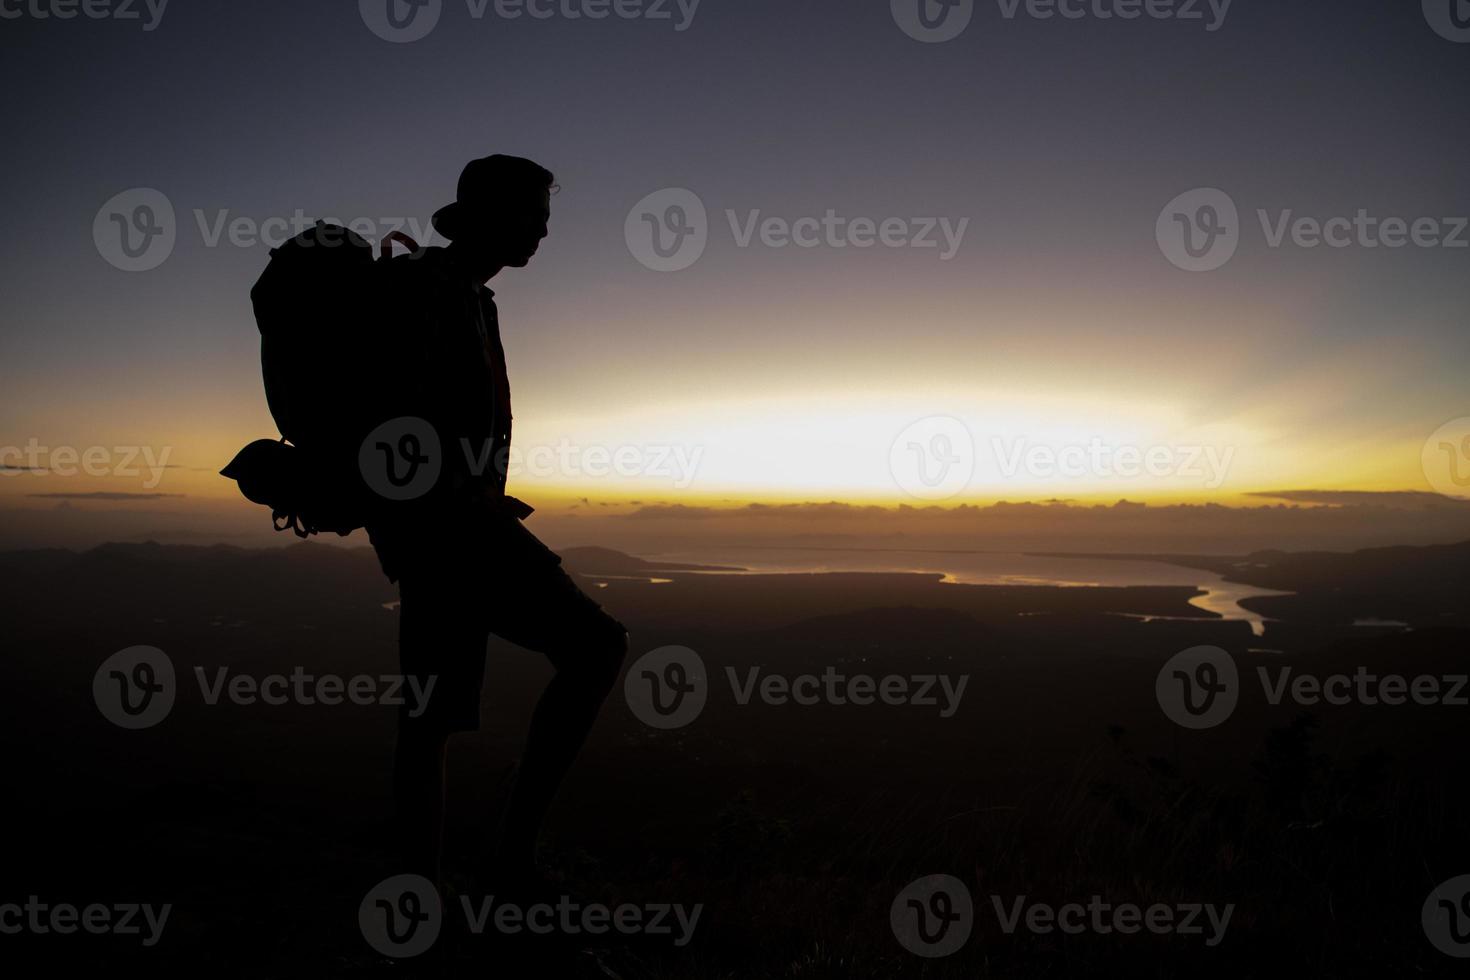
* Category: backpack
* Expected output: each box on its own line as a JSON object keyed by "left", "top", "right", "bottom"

{"left": 221, "top": 222, "right": 418, "bottom": 538}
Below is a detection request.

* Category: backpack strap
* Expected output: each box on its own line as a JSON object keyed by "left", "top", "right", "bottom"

{"left": 379, "top": 231, "right": 420, "bottom": 260}
{"left": 272, "top": 509, "right": 312, "bottom": 539}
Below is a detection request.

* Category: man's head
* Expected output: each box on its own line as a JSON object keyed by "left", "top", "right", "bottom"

{"left": 432, "top": 154, "right": 556, "bottom": 280}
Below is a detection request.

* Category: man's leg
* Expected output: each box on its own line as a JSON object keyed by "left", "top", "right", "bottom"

{"left": 393, "top": 725, "right": 447, "bottom": 884}
{"left": 494, "top": 615, "right": 628, "bottom": 877}
{"left": 394, "top": 570, "right": 489, "bottom": 885}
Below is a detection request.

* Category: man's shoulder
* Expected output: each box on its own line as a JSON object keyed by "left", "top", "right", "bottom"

{"left": 382, "top": 247, "right": 469, "bottom": 316}
{"left": 384, "top": 245, "right": 453, "bottom": 284}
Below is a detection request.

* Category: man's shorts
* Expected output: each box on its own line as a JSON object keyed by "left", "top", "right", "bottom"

{"left": 391, "top": 515, "right": 626, "bottom": 733}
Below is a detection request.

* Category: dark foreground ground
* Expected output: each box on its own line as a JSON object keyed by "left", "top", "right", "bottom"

{"left": 2, "top": 538, "right": 1469, "bottom": 977}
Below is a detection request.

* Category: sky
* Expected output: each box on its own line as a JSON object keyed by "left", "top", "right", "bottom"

{"left": 2, "top": 0, "right": 1469, "bottom": 544}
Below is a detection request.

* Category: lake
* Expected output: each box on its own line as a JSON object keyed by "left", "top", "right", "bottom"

{"left": 635, "top": 546, "right": 1290, "bottom": 636}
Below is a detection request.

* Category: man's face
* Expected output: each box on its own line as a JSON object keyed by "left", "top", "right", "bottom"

{"left": 465, "top": 189, "right": 550, "bottom": 271}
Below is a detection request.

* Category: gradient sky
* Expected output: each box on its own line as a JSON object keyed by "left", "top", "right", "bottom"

{"left": 2, "top": 0, "right": 1468, "bottom": 520}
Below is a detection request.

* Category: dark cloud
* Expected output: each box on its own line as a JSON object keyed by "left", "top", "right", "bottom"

{"left": 1249, "top": 490, "right": 1470, "bottom": 509}
{"left": 28, "top": 492, "right": 185, "bottom": 501}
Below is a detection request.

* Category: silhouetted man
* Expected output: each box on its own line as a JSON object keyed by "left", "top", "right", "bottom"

{"left": 367, "top": 155, "right": 628, "bottom": 892}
